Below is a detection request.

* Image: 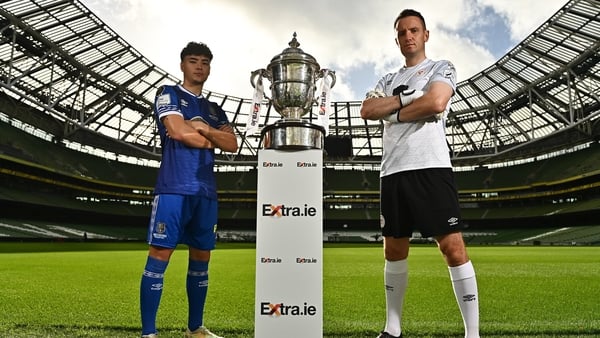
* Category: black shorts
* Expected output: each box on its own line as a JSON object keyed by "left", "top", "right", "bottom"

{"left": 380, "top": 168, "right": 465, "bottom": 238}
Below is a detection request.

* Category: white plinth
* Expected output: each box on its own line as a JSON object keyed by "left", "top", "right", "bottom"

{"left": 254, "top": 148, "right": 323, "bottom": 338}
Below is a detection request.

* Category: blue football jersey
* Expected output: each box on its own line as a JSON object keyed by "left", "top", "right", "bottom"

{"left": 153, "top": 84, "right": 229, "bottom": 198}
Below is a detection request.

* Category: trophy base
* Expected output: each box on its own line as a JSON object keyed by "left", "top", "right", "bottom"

{"left": 261, "top": 119, "right": 325, "bottom": 150}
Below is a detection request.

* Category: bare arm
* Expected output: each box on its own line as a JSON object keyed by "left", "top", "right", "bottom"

{"left": 360, "top": 95, "right": 401, "bottom": 120}
{"left": 360, "top": 81, "right": 453, "bottom": 122}
{"left": 189, "top": 120, "right": 238, "bottom": 153}
{"left": 161, "top": 114, "right": 213, "bottom": 148}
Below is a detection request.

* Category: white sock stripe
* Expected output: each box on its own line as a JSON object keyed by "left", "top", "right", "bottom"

{"left": 188, "top": 270, "right": 208, "bottom": 277}
{"left": 143, "top": 270, "right": 164, "bottom": 279}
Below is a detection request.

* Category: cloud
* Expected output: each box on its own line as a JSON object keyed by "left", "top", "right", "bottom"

{"left": 80, "top": 0, "right": 568, "bottom": 101}
{"left": 478, "top": 0, "right": 568, "bottom": 40}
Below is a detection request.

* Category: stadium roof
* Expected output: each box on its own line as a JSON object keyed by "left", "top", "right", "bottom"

{"left": 0, "top": 0, "right": 599, "bottom": 168}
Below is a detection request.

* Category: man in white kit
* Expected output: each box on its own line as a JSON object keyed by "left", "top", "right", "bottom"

{"left": 360, "top": 8, "right": 480, "bottom": 338}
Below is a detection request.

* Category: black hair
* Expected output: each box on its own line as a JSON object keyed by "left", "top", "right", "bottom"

{"left": 180, "top": 42, "right": 213, "bottom": 61}
{"left": 394, "top": 9, "right": 427, "bottom": 30}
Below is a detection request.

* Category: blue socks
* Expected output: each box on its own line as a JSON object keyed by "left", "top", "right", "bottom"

{"left": 140, "top": 256, "right": 168, "bottom": 335}
{"left": 186, "top": 259, "right": 209, "bottom": 331}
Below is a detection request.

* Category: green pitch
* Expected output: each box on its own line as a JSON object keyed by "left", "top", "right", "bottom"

{"left": 0, "top": 242, "right": 598, "bottom": 337}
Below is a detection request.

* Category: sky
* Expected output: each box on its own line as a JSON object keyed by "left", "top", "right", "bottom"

{"left": 81, "top": 0, "right": 569, "bottom": 102}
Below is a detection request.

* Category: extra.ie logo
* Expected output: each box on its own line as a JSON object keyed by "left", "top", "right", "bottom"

{"left": 260, "top": 302, "right": 317, "bottom": 317}
{"left": 262, "top": 204, "right": 317, "bottom": 217}
{"left": 296, "top": 257, "right": 318, "bottom": 264}
{"left": 262, "top": 161, "right": 283, "bottom": 167}
{"left": 260, "top": 257, "right": 282, "bottom": 264}
{"left": 297, "top": 161, "right": 317, "bottom": 167}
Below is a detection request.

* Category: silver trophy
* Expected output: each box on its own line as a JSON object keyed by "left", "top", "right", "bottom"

{"left": 251, "top": 33, "right": 336, "bottom": 150}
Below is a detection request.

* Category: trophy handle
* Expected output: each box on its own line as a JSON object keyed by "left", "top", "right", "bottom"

{"left": 319, "top": 69, "right": 336, "bottom": 88}
{"left": 250, "top": 69, "right": 271, "bottom": 100}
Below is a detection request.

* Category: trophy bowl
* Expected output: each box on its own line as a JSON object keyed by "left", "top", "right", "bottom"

{"left": 251, "top": 33, "right": 335, "bottom": 149}
{"left": 268, "top": 58, "right": 319, "bottom": 120}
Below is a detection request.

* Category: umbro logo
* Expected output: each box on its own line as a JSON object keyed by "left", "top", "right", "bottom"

{"left": 463, "top": 294, "right": 476, "bottom": 302}
{"left": 448, "top": 217, "right": 459, "bottom": 226}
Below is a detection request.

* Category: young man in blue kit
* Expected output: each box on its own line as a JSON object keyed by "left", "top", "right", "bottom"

{"left": 140, "top": 42, "right": 238, "bottom": 338}
{"left": 361, "top": 9, "right": 480, "bottom": 338}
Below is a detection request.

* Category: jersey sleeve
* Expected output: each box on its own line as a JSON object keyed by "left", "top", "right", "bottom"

{"left": 374, "top": 73, "right": 393, "bottom": 95}
{"left": 208, "top": 101, "right": 231, "bottom": 128}
{"left": 154, "top": 85, "right": 182, "bottom": 121}
{"left": 430, "top": 60, "right": 457, "bottom": 93}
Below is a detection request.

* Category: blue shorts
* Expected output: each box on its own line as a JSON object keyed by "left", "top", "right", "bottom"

{"left": 147, "top": 194, "right": 218, "bottom": 250}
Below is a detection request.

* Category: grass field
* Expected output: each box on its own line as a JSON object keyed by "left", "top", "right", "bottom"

{"left": 0, "top": 242, "right": 598, "bottom": 337}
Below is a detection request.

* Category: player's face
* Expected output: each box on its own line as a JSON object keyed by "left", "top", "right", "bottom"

{"left": 181, "top": 54, "right": 211, "bottom": 85}
{"left": 395, "top": 16, "right": 429, "bottom": 58}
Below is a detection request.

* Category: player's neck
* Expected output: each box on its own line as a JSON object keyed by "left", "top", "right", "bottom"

{"left": 182, "top": 81, "right": 204, "bottom": 96}
{"left": 404, "top": 54, "right": 426, "bottom": 68}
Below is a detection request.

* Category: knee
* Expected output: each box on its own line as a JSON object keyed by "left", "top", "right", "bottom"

{"left": 189, "top": 248, "right": 211, "bottom": 261}
{"left": 439, "top": 243, "right": 469, "bottom": 266}
{"left": 437, "top": 234, "right": 469, "bottom": 266}
{"left": 149, "top": 245, "right": 174, "bottom": 261}
{"left": 384, "top": 240, "right": 409, "bottom": 261}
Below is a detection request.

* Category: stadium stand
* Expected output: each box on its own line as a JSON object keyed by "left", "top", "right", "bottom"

{"left": 0, "top": 0, "right": 598, "bottom": 244}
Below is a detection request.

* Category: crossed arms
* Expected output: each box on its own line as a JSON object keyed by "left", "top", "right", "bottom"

{"left": 360, "top": 81, "right": 453, "bottom": 122}
{"left": 161, "top": 114, "right": 238, "bottom": 153}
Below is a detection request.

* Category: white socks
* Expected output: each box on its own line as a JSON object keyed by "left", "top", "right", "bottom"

{"left": 449, "top": 261, "right": 480, "bottom": 338}
{"left": 383, "top": 259, "right": 408, "bottom": 337}
{"left": 384, "top": 259, "right": 480, "bottom": 338}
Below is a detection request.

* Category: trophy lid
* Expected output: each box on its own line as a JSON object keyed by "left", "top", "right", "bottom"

{"left": 269, "top": 32, "right": 320, "bottom": 68}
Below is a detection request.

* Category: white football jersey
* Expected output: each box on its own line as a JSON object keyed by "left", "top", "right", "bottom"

{"left": 374, "top": 58, "right": 457, "bottom": 177}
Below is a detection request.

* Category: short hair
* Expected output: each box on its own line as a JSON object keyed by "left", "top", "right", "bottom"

{"left": 393, "top": 9, "right": 427, "bottom": 30}
{"left": 180, "top": 42, "right": 213, "bottom": 62}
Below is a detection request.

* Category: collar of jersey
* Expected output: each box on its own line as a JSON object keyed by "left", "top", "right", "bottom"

{"left": 177, "top": 84, "right": 204, "bottom": 98}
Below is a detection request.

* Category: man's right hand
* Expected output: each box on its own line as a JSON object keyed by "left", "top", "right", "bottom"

{"left": 365, "top": 90, "right": 386, "bottom": 99}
